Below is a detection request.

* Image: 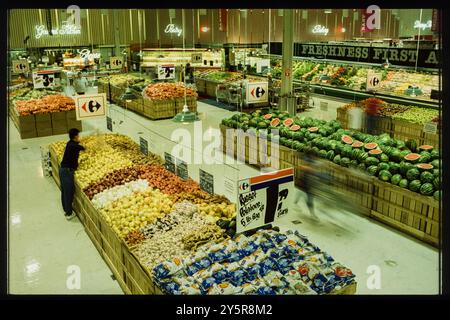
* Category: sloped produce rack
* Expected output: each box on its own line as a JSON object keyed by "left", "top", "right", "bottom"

{"left": 220, "top": 111, "right": 440, "bottom": 247}
{"left": 49, "top": 137, "right": 356, "bottom": 295}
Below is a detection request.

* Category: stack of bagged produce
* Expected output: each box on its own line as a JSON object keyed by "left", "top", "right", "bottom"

{"left": 221, "top": 110, "right": 441, "bottom": 200}
{"left": 51, "top": 133, "right": 356, "bottom": 295}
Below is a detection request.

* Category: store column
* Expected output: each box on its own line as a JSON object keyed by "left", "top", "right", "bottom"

{"left": 280, "top": 9, "right": 294, "bottom": 114}
{"left": 113, "top": 10, "right": 121, "bottom": 57}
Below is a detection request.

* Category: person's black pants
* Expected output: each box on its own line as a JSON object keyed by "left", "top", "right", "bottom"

{"left": 59, "top": 167, "right": 75, "bottom": 215}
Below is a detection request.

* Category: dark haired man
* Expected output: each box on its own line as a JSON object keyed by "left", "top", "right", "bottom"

{"left": 59, "top": 128, "right": 85, "bottom": 220}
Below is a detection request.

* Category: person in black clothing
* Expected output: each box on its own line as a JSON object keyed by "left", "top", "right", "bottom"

{"left": 59, "top": 128, "right": 86, "bottom": 220}
{"left": 185, "top": 63, "right": 194, "bottom": 84}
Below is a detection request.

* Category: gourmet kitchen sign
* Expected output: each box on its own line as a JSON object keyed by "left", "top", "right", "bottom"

{"left": 269, "top": 42, "right": 439, "bottom": 68}
{"left": 34, "top": 21, "right": 81, "bottom": 39}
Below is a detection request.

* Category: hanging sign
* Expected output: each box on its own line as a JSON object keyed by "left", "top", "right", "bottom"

{"left": 106, "top": 116, "right": 113, "bottom": 131}
{"left": 312, "top": 25, "right": 329, "bottom": 35}
{"left": 366, "top": 72, "right": 382, "bottom": 91}
{"left": 12, "top": 60, "right": 29, "bottom": 74}
{"left": 237, "top": 168, "right": 294, "bottom": 233}
{"left": 75, "top": 93, "right": 108, "bottom": 120}
{"left": 164, "top": 24, "right": 182, "bottom": 36}
{"left": 199, "top": 169, "right": 214, "bottom": 195}
{"left": 110, "top": 57, "right": 123, "bottom": 69}
{"left": 414, "top": 20, "right": 432, "bottom": 30}
{"left": 176, "top": 158, "right": 189, "bottom": 180}
{"left": 164, "top": 152, "right": 176, "bottom": 174}
{"left": 246, "top": 82, "right": 268, "bottom": 104}
{"left": 158, "top": 65, "right": 176, "bottom": 80}
{"left": 423, "top": 122, "right": 438, "bottom": 134}
{"left": 191, "top": 53, "right": 203, "bottom": 64}
{"left": 34, "top": 21, "right": 81, "bottom": 39}
{"left": 32, "top": 72, "right": 55, "bottom": 89}
{"left": 77, "top": 48, "right": 101, "bottom": 60}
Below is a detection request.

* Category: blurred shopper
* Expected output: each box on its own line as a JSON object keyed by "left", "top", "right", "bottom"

{"left": 365, "top": 96, "right": 381, "bottom": 135}
{"left": 59, "top": 128, "right": 85, "bottom": 220}
{"left": 294, "top": 153, "right": 318, "bottom": 219}
{"left": 74, "top": 72, "right": 88, "bottom": 95}
{"left": 185, "top": 63, "right": 194, "bottom": 84}
{"left": 348, "top": 105, "right": 364, "bottom": 131}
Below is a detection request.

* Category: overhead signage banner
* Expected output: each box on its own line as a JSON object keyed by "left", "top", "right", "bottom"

{"left": 269, "top": 42, "right": 439, "bottom": 69}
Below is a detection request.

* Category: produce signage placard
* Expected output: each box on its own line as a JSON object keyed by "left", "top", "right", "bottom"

{"left": 269, "top": 42, "right": 439, "bottom": 69}
{"left": 32, "top": 72, "right": 55, "bottom": 89}
{"left": 139, "top": 136, "right": 148, "bottom": 156}
{"left": 423, "top": 122, "right": 438, "bottom": 134}
{"left": 199, "top": 169, "right": 214, "bottom": 195}
{"left": 110, "top": 56, "right": 123, "bottom": 69}
{"left": 75, "top": 93, "right": 108, "bottom": 120}
{"left": 366, "top": 72, "right": 382, "bottom": 91}
{"left": 106, "top": 116, "right": 113, "bottom": 131}
{"left": 246, "top": 82, "right": 268, "bottom": 104}
{"left": 237, "top": 168, "right": 294, "bottom": 233}
{"left": 12, "top": 60, "right": 30, "bottom": 74}
{"left": 164, "top": 152, "right": 176, "bottom": 174}
{"left": 176, "top": 158, "right": 189, "bottom": 180}
{"left": 158, "top": 65, "right": 176, "bottom": 80}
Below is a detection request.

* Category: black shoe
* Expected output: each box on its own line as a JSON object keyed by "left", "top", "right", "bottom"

{"left": 65, "top": 213, "right": 76, "bottom": 221}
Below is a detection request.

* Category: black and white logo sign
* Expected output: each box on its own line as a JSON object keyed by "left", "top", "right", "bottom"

{"left": 33, "top": 73, "right": 55, "bottom": 89}
{"left": 110, "top": 57, "right": 123, "bottom": 69}
{"left": 246, "top": 82, "right": 269, "bottom": 104}
{"left": 76, "top": 93, "right": 108, "bottom": 120}
{"left": 12, "top": 60, "right": 29, "bottom": 74}
{"left": 158, "top": 65, "right": 176, "bottom": 80}
{"left": 366, "top": 72, "right": 382, "bottom": 91}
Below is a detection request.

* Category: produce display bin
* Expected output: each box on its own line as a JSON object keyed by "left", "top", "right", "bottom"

{"left": 205, "top": 80, "right": 219, "bottom": 98}
{"left": 142, "top": 99, "right": 176, "bottom": 120}
{"left": 195, "top": 78, "right": 206, "bottom": 94}
{"left": 51, "top": 112, "right": 68, "bottom": 135}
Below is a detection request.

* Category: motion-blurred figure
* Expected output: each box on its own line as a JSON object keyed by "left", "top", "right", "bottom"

{"left": 365, "top": 96, "right": 381, "bottom": 135}
{"left": 294, "top": 153, "right": 318, "bottom": 219}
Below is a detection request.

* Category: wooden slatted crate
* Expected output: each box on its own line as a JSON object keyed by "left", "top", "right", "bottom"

{"left": 142, "top": 99, "right": 176, "bottom": 120}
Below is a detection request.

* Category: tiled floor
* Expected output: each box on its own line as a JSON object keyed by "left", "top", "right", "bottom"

{"left": 8, "top": 98, "right": 440, "bottom": 294}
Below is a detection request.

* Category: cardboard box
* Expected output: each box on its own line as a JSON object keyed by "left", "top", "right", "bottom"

{"left": 67, "top": 120, "right": 82, "bottom": 131}
{"left": 35, "top": 120, "right": 52, "bottom": 130}
{"left": 18, "top": 115, "right": 36, "bottom": 132}
{"left": 35, "top": 113, "right": 51, "bottom": 123}
{"left": 20, "top": 129, "right": 37, "bottom": 139}
{"left": 52, "top": 126, "right": 68, "bottom": 135}
{"left": 66, "top": 110, "right": 77, "bottom": 120}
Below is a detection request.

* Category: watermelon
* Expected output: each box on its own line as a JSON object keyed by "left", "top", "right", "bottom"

{"left": 391, "top": 174, "right": 402, "bottom": 185}
{"left": 418, "top": 151, "right": 431, "bottom": 163}
{"left": 396, "top": 140, "right": 406, "bottom": 149}
{"left": 399, "top": 179, "right": 409, "bottom": 189}
{"left": 319, "top": 150, "right": 328, "bottom": 158}
{"left": 380, "top": 154, "right": 389, "bottom": 163}
{"left": 379, "top": 170, "right": 392, "bottom": 182}
{"left": 409, "top": 180, "right": 422, "bottom": 192}
{"left": 263, "top": 114, "right": 273, "bottom": 120}
{"left": 270, "top": 118, "right": 280, "bottom": 127}
{"left": 420, "top": 171, "right": 434, "bottom": 184}
{"left": 367, "top": 165, "right": 379, "bottom": 176}
{"left": 341, "top": 135, "right": 353, "bottom": 145}
{"left": 389, "top": 162, "right": 400, "bottom": 174}
{"left": 364, "top": 142, "right": 378, "bottom": 150}
{"left": 340, "top": 157, "right": 350, "bottom": 167}
{"left": 293, "top": 132, "right": 304, "bottom": 141}
{"left": 351, "top": 149, "right": 362, "bottom": 160}
{"left": 416, "top": 163, "right": 433, "bottom": 171}
{"left": 404, "top": 153, "right": 420, "bottom": 162}
{"left": 400, "top": 150, "right": 412, "bottom": 158}
{"left": 390, "top": 149, "right": 402, "bottom": 162}
{"left": 248, "top": 119, "right": 258, "bottom": 128}
{"left": 369, "top": 149, "right": 383, "bottom": 157}
{"left": 432, "top": 169, "right": 440, "bottom": 178}
{"left": 333, "top": 155, "right": 342, "bottom": 165}
{"left": 378, "top": 162, "right": 390, "bottom": 171}
{"left": 400, "top": 161, "right": 414, "bottom": 176}
{"left": 327, "top": 150, "right": 335, "bottom": 161}
{"left": 365, "top": 157, "right": 380, "bottom": 166}
{"left": 308, "top": 127, "right": 319, "bottom": 133}
{"left": 257, "top": 122, "right": 268, "bottom": 129}
{"left": 358, "top": 152, "right": 369, "bottom": 163}
{"left": 430, "top": 150, "right": 440, "bottom": 160}
{"left": 350, "top": 160, "right": 359, "bottom": 168}
{"left": 342, "top": 145, "right": 353, "bottom": 158}
{"left": 295, "top": 143, "right": 305, "bottom": 152}
{"left": 434, "top": 190, "right": 441, "bottom": 201}
{"left": 312, "top": 146, "right": 320, "bottom": 156}
{"left": 433, "top": 177, "right": 440, "bottom": 190}
{"left": 420, "top": 183, "right": 434, "bottom": 196}
{"left": 419, "top": 145, "right": 433, "bottom": 152}
{"left": 290, "top": 125, "right": 300, "bottom": 131}
{"left": 285, "top": 139, "right": 294, "bottom": 148}
{"left": 358, "top": 163, "right": 366, "bottom": 171}
{"left": 286, "top": 131, "right": 295, "bottom": 139}
{"left": 406, "top": 168, "right": 420, "bottom": 181}
{"left": 406, "top": 139, "right": 418, "bottom": 152}
{"left": 431, "top": 159, "right": 440, "bottom": 168}
{"left": 352, "top": 141, "right": 364, "bottom": 148}
{"left": 283, "top": 118, "right": 294, "bottom": 127}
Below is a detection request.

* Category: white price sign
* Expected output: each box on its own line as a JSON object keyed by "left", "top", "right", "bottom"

{"left": 237, "top": 168, "right": 294, "bottom": 233}
{"left": 110, "top": 57, "right": 123, "bottom": 69}
{"left": 423, "top": 122, "right": 438, "bottom": 134}
{"left": 246, "top": 82, "right": 268, "bottom": 104}
{"left": 191, "top": 53, "right": 203, "bottom": 64}
{"left": 12, "top": 60, "right": 29, "bottom": 74}
{"left": 158, "top": 65, "right": 176, "bottom": 80}
{"left": 33, "top": 72, "right": 55, "bottom": 89}
{"left": 366, "top": 72, "right": 382, "bottom": 91}
{"left": 256, "top": 59, "right": 270, "bottom": 73}
{"left": 75, "top": 93, "right": 108, "bottom": 120}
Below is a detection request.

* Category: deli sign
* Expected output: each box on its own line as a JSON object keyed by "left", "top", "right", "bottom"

{"left": 269, "top": 42, "right": 439, "bottom": 68}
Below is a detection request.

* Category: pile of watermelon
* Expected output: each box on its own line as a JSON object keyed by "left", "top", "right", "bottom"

{"left": 221, "top": 110, "right": 441, "bottom": 200}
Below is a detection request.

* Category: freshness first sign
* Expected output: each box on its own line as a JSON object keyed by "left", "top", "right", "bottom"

{"left": 237, "top": 168, "right": 294, "bottom": 233}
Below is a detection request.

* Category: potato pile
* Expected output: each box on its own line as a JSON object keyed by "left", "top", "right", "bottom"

{"left": 139, "top": 165, "right": 201, "bottom": 195}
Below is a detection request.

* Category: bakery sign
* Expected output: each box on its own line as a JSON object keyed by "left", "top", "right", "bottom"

{"left": 269, "top": 42, "right": 439, "bottom": 68}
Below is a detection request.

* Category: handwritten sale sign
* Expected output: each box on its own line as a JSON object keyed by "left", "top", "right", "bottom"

{"left": 237, "top": 168, "right": 294, "bottom": 233}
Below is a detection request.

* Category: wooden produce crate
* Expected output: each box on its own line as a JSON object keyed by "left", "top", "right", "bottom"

{"left": 175, "top": 97, "right": 198, "bottom": 113}
{"left": 205, "top": 80, "right": 219, "bottom": 98}
{"left": 35, "top": 113, "right": 52, "bottom": 137}
{"left": 142, "top": 98, "right": 176, "bottom": 120}
{"left": 336, "top": 107, "right": 349, "bottom": 129}
{"left": 422, "top": 132, "right": 440, "bottom": 148}
{"left": 12, "top": 110, "right": 37, "bottom": 139}
{"left": 371, "top": 179, "right": 439, "bottom": 247}
{"left": 122, "top": 248, "right": 158, "bottom": 294}
{"left": 391, "top": 119, "right": 423, "bottom": 143}
{"left": 51, "top": 111, "right": 68, "bottom": 135}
